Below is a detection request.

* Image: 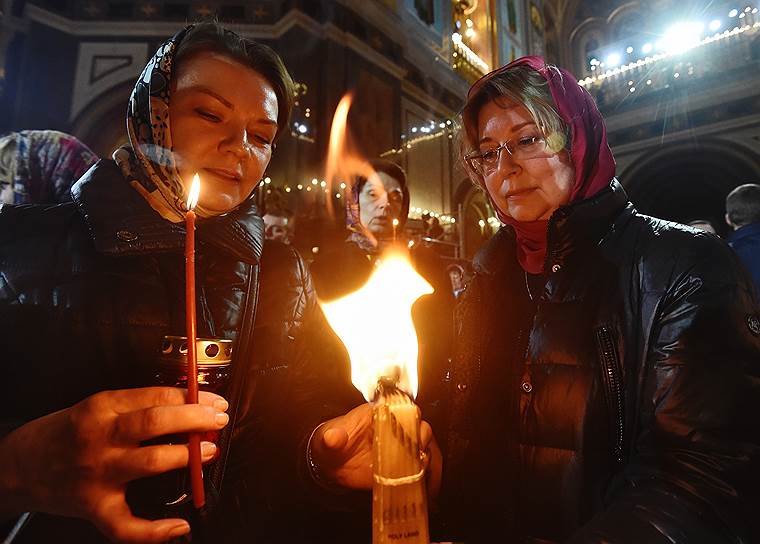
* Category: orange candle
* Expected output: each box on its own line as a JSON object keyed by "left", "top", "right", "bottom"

{"left": 185, "top": 173, "right": 204, "bottom": 509}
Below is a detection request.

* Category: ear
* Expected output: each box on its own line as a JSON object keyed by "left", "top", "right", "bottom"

{"left": 725, "top": 213, "right": 734, "bottom": 228}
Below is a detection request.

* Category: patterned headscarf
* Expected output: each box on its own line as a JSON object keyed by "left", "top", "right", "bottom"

{"left": 0, "top": 130, "right": 97, "bottom": 205}
{"left": 114, "top": 25, "right": 218, "bottom": 222}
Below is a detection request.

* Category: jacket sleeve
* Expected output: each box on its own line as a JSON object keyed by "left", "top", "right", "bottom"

{"left": 569, "top": 236, "right": 760, "bottom": 543}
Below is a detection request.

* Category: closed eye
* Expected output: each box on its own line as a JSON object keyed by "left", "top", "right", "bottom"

{"left": 196, "top": 109, "right": 221, "bottom": 122}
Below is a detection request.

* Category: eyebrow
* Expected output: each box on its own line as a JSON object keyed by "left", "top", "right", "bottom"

{"left": 478, "top": 121, "right": 536, "bottom": 144}
{"left": 190, "top": 86, "right": 278, "bottom": 126}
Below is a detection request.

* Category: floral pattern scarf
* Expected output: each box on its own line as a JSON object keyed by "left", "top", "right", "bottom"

{"left": 113, "top": 25, "right": 217, "bottom": 223}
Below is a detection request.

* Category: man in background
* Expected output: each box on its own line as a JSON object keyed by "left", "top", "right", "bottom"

{"left": 725, "top": 183, "right": 760, "bottom": 293}
{"left": 263, "top": 208, "right": 294, "bottom": 244}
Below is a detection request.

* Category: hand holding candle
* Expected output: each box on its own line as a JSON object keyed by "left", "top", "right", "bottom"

{"left": 319, "top": 250, "right": 439, "bottom": 543}
{"left": 185, "top": 173, "right": 204, "bottom": 509}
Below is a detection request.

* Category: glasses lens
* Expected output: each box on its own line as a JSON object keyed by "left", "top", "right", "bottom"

{"left": 511, "top": 136, "right": 546, "bottom": 160}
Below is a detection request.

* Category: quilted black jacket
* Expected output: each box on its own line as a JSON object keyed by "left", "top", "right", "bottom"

{"left": 439, "top": 180, "right": 760, "bottom": 543}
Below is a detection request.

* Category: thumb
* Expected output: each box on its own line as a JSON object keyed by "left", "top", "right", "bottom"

{"left": 322, "top": 427, "right": 349, "bottom": 451}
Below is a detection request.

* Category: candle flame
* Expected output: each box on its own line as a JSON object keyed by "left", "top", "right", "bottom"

{"left": 187, "top": 173, "right": 201, "bottom": 211}
{"left": 320, "top": 249, "right": 433, "bottom": 401}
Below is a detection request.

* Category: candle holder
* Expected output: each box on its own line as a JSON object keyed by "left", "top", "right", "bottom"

{"left": 372, "top": 377, "right": 429, "bottom": 544}
{"left": 155, "top": 335, "right": 234, "bottom": 392}
{"left": 127, "top": 336, "right": 234, "bottom": 530}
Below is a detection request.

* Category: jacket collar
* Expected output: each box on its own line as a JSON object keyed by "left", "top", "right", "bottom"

{"left": 728, "top": 222, "right": 760, "bottom": 244}
{"left": 477, "top": 179, "right": 631, "bottom": 273}
{"left": 71, "top": 160, "right": 264, "bottom": 264}
{"left": 544, "top": 178, "right": 631, "bottom": 271}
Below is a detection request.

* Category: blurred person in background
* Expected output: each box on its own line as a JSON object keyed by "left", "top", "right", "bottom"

{"left": 726, "top": 183, "right": 760, "bottom": 293}
{"left": 263, "top": 208, "right": 294, "bottom": 244}
{"left": 0, "top": 130, "right": 97, "bottom": 205}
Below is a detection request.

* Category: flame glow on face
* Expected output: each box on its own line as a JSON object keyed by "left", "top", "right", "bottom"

{"left": 187, "top": 173, "right": 201, "bottom": 211}
{"left": 320, "top": 250, "right": 433, "bottom": 401}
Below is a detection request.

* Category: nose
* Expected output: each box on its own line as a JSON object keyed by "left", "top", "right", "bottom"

{"left": 219, "top": 123, "right": 250, "bottom": 160}
{"left": 494, "top": 146, "right": 520, "bottom": 179}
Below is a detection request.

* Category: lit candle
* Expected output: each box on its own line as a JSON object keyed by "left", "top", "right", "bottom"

{"left": 185, "top": 173, "right": 204, "bottom": 509}
{"left": 320, "top": 250, "right": 433, "bottom": 544}
{"left": 392, "top": 218, "right": 399, "bottom": 243}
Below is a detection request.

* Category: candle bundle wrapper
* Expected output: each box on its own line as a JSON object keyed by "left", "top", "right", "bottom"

{"left": 372, "top": 386, "right": 429, "bottom": 544}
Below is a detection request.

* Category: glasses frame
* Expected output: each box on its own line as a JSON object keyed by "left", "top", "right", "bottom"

{"left": 465, "top": 135, "right": 548, "bottom": 176}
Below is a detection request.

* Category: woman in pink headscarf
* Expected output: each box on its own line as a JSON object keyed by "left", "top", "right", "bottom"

{"left": 304, "top": 57, "right": 760, "bottom": 543}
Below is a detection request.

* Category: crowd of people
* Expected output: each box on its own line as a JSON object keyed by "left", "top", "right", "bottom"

{"left": 1, "top": 21, "right": 759, "bottom": 544}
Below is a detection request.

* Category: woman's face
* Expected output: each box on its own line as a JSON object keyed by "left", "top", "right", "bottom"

{"left": 476, "top": 99, "right": 574, "bottom": 222}
{"left": 359, "top": 172, "right": 404, "bottom": 237}
{"left": 170, "top": 51, "right": 278, "bottom": 214}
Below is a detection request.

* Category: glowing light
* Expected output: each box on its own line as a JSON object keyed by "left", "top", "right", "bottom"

{"left": 626, "top": 46, "right": 634, "bottom": 53}
{"left": 340, "top": 182, "right": 347, "bottom": 189}
{"left": 729, "top": 8, "right": 739, "bottom": 17}
{"left": 264, "top": 176, "right": 271, "bottom": 184}
{"left": 298, "top": 124, "right": 308, "bottom": 134}
{"left": 312, "top": 178, "right": 318, "bottom": 185}
{"left": 320, "top": 180, "right": 327, "bottom": 187}
{"left": 605, "top": 53, "right": 622, "bottom": 67}
{"left": 641, "top": 43, "right": 653, "bottom": 54}
{"left": 187, "top": 173, "right": 201, "bottom": 210}
{"left": 674, "top": 72, "right": 680, "bottom": 78}
{"left": 297, "top": 184, "right": 303, "bottom": 190}
{"left": 336, "top": 193, "right": 341, "bottom": 198}
{"left": 629, "top": 87, "right": 636, "bottom": 92}
{"left": 465, "top": 18, "right": 473, "bottom": 27}
{"left": 285, "top": 187, "right": 291, "bottom": 192}
{"left": 465, "top": 28, "right": 476, "bottom": 39}
{"left": 320, "top": 250, "right": 433, "bottom": 400}
{"left": 709, "top": 19, "right": 722, "bottom": 31}
{"left": 478, "top": 219, "right": 486, "bottom": 228}
{"left": 662, "top": 22, "right": 704, "bottom": 53}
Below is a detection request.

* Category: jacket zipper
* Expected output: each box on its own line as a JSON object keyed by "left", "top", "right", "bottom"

{"left": 595, "top": 325, "right": 624, "bottom": 464}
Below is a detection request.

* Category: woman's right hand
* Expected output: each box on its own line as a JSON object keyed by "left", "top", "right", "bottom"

{"left": 0, "top": 387, "right": 229, "bottom": 543}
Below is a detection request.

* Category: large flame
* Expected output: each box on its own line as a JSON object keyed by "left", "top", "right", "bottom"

{"left": 320, "top": 250, "right": 433, "bottom": 401}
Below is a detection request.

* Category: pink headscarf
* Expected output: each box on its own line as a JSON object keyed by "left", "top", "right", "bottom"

{"left": 466, "top": 56, "right": 616, "bottom": 273}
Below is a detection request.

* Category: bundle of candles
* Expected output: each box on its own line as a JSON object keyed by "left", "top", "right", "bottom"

{"left": 372, "top": 377, "right": 429, "bottom": 543}
{"left": 320, "top": 251, "right": 434, "bottom": 544}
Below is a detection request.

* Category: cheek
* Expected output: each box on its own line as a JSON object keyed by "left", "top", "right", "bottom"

{"left": 532, "top": 159, "right": 574, "bottom": 203}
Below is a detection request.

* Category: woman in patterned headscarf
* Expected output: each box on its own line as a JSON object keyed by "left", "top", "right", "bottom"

{"left": 0, "top": 21, "right": 334, "bottom": 543}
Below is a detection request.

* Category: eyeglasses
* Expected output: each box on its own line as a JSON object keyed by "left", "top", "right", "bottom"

{"left": 465, "top": 135, "right": 548, "bottom": 176}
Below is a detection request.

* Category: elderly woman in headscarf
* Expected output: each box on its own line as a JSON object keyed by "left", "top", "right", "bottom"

{"left": 0, "top": 21, "right": 334, "bottom": 543}
{"left": 306, "top": 57, "right": 760, "bottom": 543}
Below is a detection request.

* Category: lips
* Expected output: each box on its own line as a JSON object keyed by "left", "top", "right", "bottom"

{"left": 506, "top": 187, "right": 537, "bottom": 199}
{"left": 204, "top": 167, "right": 242, "bottom": 181}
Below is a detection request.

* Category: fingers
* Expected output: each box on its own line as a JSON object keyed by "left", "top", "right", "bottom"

{"left": 94, "top": 495, "right": 190, "bottom": 544}
{"left": 104, "top": 387, "right": 228, "bottom": 414}
{"left": 109, "top": 441, "right": 217, "bottom": 482}
{"left": 113, "top": 404, "right": 229, "bottom": 443}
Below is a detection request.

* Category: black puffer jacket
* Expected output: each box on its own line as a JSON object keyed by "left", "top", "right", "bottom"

{"left": 439, "top": 180, "right": 760, "bottom": 543}
{"left": 0, "top": 160, "right": 334, "bottom": 541}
